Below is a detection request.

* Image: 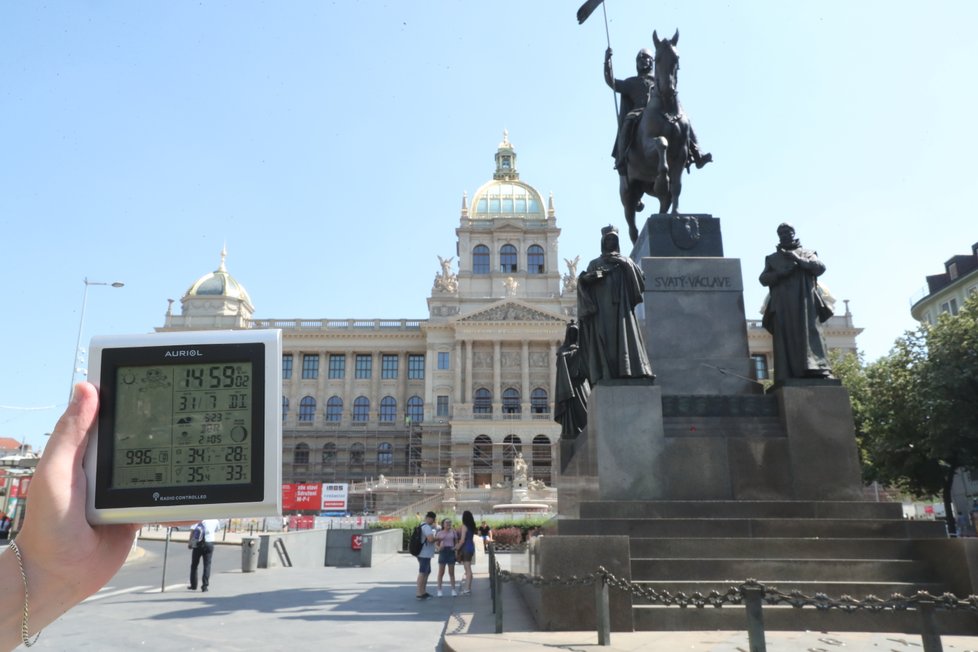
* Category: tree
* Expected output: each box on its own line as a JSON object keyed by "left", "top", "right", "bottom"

{"left": 850, "top": 293, "right": 978, "bottom": 534}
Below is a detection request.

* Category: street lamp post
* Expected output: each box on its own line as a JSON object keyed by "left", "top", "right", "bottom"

{"left": 70, "top": 277, "right": 124, "bottom": 397}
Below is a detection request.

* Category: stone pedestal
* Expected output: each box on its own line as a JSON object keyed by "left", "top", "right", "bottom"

{"left": 589, "top": 381, "right": 663, "bottom": 500}
{"left": 642, "top": 256, "right": 759, "bottom": 395}
{"left": 777, "top": 384, "right": 864, "bottom": 500}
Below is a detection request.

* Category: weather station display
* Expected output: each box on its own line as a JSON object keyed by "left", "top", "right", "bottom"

{"left": 111, "top": 362, "right": 254, "bottom": 488}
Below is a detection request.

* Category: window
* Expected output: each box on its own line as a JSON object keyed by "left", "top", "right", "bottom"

{"left": 298, "top": 396, "right": 316, "bottom": 422}
{"left": 941, "top": 301, "right": 951, "bottom": 314}
{"left": 950, "top": 298, "right": 960, "bottom": 315}
{"left": 408, "top": 354, "right": 425, "bottom": 379}
{"left": 532, "top": 434, "right": 553, "bottom": 484}
{"left": 474, "top": 388, "right": 492, "bottom": 415}
{"left": 503, "top": 435, "right": 522, "bottom": 477}
{"left": 282, "top": 396, "right": 289, "bottom": 422}
{"left": 282, "top": 354, "right": 293, "bottom": 380}
{"left": 527, "top": 245, "right": 545, "bottom": 274}
{"left": 322, "top": 443, "right": 336, "bottom": 465}
{"left": 379, "top": 396, "right": 397, "bottom": 422}
{"left": 294, "top": 443, "right": 310, "bottom": 464}
{"left": 407, "top": 395, "right": 424, "bottom": 424}
{"left": 502, "top": 388, "right": 521, "bottom": 415}
{"left": 751, "top": 354, "right": 769, "bottom": 381}
{"left": 436, "top": 395, "right": 449, "bottom": 417}
{"left": 326, "top": 396, "right": 343, "bottom": 422}
{"left": 328, "top": 354, "right": 345, "bottom": 379}
{"left": 352, "top": 396, "right": 370, "bottom": 422}
{"left": 531, "top": 388, "right": 549, "bottom": 414}
{"left": 500, "top": 244, "right": 518, "bottom": 273}
{"left": 355, "top": 354, "right": 372, "bottom": 379}
{"left": 350, "top": 443, "right": 365, "bottom": 465}
{"left": 377, "top": 442, "right": 393, "bottom": 466}
{"left": 381, "top": 354, "right": 398, "bottom": 379}
{"left": 473, "top": 435, "right": 493, "bottom": 473}
{"left": 437, "top": 351, "right": 450, "bottom": 370}
{"left": 302, "top": 354, "right": 319, "bottom": 379}
{"left": 473, "top": 245, "right": 490, "bottom": 275}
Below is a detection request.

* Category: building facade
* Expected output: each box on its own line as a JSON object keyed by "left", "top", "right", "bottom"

{"left": 159, "top": 134, "right": 861, "bottom": 493}
{"left": 910, "top": 241, "right": 978, "bottom": 324}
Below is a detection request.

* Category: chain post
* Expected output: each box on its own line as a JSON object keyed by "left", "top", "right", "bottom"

{"left": 494, "top": 568, "right": 504, "bottom": 634}
{"left": 917, "top": 601, "right": 944, "bottom": 652}
{"left": 742, "top": 583, "right": 767, "bottom": 652}
{"left": 595, "top": 568, "right": 611, "bottom": 646}
{"left": 489, "top": 545, "right": 497, "bottom": 613}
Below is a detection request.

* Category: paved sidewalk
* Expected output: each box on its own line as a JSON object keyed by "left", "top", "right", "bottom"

{"left": 33, "top": 542, "right": 978, "bottom": 651}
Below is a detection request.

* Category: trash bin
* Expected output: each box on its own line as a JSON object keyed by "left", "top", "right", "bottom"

{"left": 241, "top": 536, "right": 259, "bottom": 572}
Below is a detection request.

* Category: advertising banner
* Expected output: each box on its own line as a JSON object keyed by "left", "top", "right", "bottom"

{"left": 321, "top": 483, "right": 349, "bottom": 511}
{"left": 281, "top": 483, "right": 297, "bottom": 510}
{"left": 294, "top": 483, "right": 323, "bottom": 510}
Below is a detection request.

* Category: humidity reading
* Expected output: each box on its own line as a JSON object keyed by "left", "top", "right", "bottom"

{"left": 112, "top": 362, "right": 253, "bottom": 488}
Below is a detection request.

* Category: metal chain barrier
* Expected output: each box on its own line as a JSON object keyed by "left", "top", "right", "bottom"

{"left": 488, "top": 543, "right": 978, "bottom": 651}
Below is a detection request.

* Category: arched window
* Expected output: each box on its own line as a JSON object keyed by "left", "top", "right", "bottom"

{"left": 472, "top": 435, "right": 493, "bottom": 486}
{"left": 531, "top": 388, "right": 549, "bottom": 414}
{"left": 503, "top": 435, "right": 522, "bottom": 478}
{"left": 322, "top": 443, "right": 336, "bottom": 465}
{"left": 473, "top": 388, "right": 492, "bottom": 415}
{"left": 326, "top": 396, "right": 343, "bottom": 422}
{"left": 527, "top": 244, "right": 545, "bottom": 274}
{"left": 500, "top": 244, "right": 518, "bottom": 273}
{"left": 377, "top": 442, "right": 393, "bottom": 466}
{"left": 406, "top": 395, "right": 424, "bottom": 424}
{"left": 502, "top": 388, "right": 521, "bottom": 415}
{"left": 379, "top": 396, "right": 397, "bottom": 422}
{"left": 350, "top": 443, "right": 365, "bottom": 465}
{"left": 473, "top": 245, "right": 490, "bottom": 275}
{"left": 532, "top": 434, "right": 553, "bottom": 484}
{"left": 282, "top": 396, "right": 289, "bottom": 422}
{"left": 353, "top": 396, "right": 370, "bottom": 422}
{"left": 298, "top": 396, "right": 316, "bottom": 422}
{"left": 294, "top": 443, "right": 310, "bottom": 464}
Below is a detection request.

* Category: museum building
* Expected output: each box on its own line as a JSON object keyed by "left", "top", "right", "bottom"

{"left": 157, "top": 134, "right": 861, "bottom": 492}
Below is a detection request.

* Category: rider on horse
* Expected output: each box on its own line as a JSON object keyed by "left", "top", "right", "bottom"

{"left": 604, "top": 46, "right": 711, "bottom": 177}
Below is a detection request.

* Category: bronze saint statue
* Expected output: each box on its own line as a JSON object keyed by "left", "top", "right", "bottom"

{"left": 759, "top": 223, "right": 833, "bottom": 382}
{"left": 554, "top": 320, "right": 590, "bottom": 438}
{"left": 605, "top": 47, "right": 655, "bottom": 174}
{"left": 577, "top": 225, "right": 654, "bottom": 385}
{"left": 614, "top": 30, "right": 712, "bottom": 244}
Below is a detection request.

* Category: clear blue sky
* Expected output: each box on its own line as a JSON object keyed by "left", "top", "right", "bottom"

{"left": 2, "top": 1, "right": 976, "bottom": 452}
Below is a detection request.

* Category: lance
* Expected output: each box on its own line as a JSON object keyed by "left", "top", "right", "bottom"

{"left": 578, "top": 0, "right": 619, "bottom": 118}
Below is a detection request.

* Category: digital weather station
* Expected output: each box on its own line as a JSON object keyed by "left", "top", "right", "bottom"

{"left": 84, "top": 329, "right": 282, "bottom": 524}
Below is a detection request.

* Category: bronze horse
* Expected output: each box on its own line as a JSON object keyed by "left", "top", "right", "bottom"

{"left": 620, "top": 30, "right": 702, "bottom": 244}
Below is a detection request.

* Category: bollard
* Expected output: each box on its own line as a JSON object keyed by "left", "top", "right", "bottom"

{"left": 595, "top": 572, "right": 611, "bottom": 646}
{"left": 918, "top": 602, "right": 944, "bottom": 652}
{"left": 742, "top": 586, "right": 767, "bottom": 652}
{"left": 241, "top": 536, "right": 259, "bottom": 572}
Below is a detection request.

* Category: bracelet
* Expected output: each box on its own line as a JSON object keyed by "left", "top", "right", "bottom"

{"left": 8, "top": 540, "right": 41, "bottom": 647}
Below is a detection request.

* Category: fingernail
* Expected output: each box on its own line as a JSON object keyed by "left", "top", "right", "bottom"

{"left": 69, "top": 383, "right": 83, "bottom": 406}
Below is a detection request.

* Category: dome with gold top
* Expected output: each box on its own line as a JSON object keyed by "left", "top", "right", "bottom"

{"left": 469, "top": 130, "right": 548, "bottom": 220}
{"left": 185, "top": 247, "right": 254, "bottom": 307}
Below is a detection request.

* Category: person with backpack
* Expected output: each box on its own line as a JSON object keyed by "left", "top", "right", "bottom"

{"left": 414, "top": 511, "right": 437, "bottom": 600}
{"left": 188, "top": 519, "right": 221, "bottom": 592}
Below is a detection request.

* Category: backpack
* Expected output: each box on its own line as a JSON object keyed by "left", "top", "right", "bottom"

{"left": 408, "top": 524, "right": 424, "bottom": 556}
{"left": 187, "top": 523, "right": 205, "bottom": 549}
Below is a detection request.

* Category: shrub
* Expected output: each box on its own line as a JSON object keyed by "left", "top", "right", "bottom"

{"left": 491, "top": 526, "right": 522, "bottom": 546}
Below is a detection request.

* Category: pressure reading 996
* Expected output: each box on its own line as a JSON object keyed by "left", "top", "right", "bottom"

{"left": 112, "top": 362, "right": 253, "bottom": 488}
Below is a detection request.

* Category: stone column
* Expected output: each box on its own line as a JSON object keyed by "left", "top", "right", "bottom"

{"left": 454, "top": 340, "right": 463, "bottom": 404}
{"left": 549, "top": 341, "right": 558, "bottom": 414}
{"left": 465, "top": 340, "right": 474, "bottom": 404}
{"left": 521, "top": 340, "right": 530, "bottom": 417}
{"left": 343, "top": 350, "right": 354, "bottom": 425}
{"left": 493, "top": 341, "right": 502, "bottom": 414}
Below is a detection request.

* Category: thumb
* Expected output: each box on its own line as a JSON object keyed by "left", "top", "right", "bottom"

{"left": 39, "top": 382, "right": 99, "bottom": 473}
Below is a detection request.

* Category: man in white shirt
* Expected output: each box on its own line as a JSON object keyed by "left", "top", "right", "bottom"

{"left": 188, "top": 519, "right": 221, "bottom": 592}
{"left": 415, "top": 512, "right": 437, "bottom": 599}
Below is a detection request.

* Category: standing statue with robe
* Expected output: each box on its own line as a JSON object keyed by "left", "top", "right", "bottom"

{"left": 554, "top": 320, "right": 590, "bottom": 438}
{"left": 759, "top": 223, "right": 833, "bottom": 382}
{"left": 577, "top": 225, "right": 655, "bottom": 385}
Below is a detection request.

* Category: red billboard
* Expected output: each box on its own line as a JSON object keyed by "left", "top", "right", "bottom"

{"left": 283, "top": 483, "right": 322, "bottom": 511}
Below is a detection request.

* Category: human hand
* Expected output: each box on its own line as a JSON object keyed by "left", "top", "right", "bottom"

{"left": 16, "top": 383, "right": 140, "bottom": 614}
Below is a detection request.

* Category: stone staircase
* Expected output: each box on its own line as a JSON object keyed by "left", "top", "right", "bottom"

{"left": 559, "top": 500, "right": 978, "bottom": 633}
